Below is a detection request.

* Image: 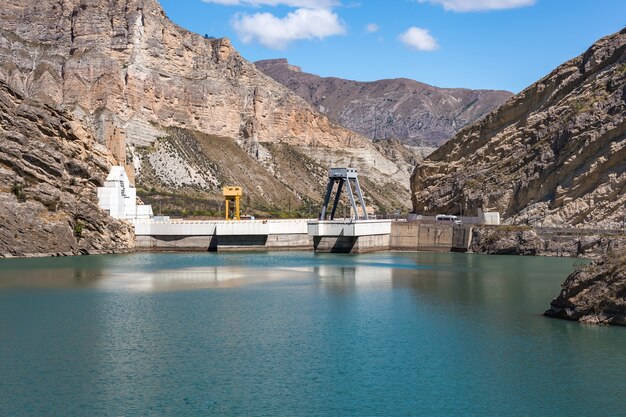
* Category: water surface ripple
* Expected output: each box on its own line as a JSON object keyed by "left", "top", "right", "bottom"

{"left": 0, "top": 252, "right": 623, "bottom": 416}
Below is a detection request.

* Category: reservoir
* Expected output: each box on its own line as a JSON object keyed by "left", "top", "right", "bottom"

{"left": 0, "top": 252, "right": 624, "bottom": 416}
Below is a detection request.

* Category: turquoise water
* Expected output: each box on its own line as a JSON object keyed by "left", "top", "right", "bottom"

{"left": 0, "top": 252, "right": 624, "bottom": 416}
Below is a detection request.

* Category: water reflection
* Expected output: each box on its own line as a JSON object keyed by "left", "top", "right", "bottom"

{"left": 0, "top": 266, "right": 105, "bottom": 289}
{"left": 0, "top": 252, "right": 578, "bottom": 299}
{"left": 94, "top": 265, "right": 396, "bottom": 292}
{"left": 315, "top": 265, "right": 393, "bottom": 292}
{"left": 0, "top": 253, "right": 404, "bottom": 292}
{"left": 1, "top": 252, "right": 623, "bottom": 417}
{"left": 98, "top": 267, "right": 317, "bottom": 292}
{"left": 390, "top": 253, "right": 579, "bottom": 314}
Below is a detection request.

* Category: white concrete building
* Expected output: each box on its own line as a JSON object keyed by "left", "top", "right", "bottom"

{"left": 98, "top": 166, "right": 153, "bottom": 220}
{"left": 478, "top": 209, "right": 501, "bottom": 226}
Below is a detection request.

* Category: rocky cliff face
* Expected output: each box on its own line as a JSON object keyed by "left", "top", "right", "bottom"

{"left": 470, "top": 226, "right": 626, "bottom": 259}
{"left": 411, "top": 29, "right": 626, "bottom": 228}
{"left": 0, "top": 0, "right": 415, "bottom": 212}
{"left": 255, "top": 59, "right": 512, "bottom": 147}
{"left": 545, "top": 250, "right": 626, "bottom": 325}
{"left": 0, "top": 80, "right": 133, "bottom": 257}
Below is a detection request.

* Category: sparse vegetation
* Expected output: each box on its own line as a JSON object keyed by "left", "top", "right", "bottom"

{"left": 73, "top": 221, "right": 84, "bottom": 239}
{"left": 572, "top": 99, "right": 588, "bottom": 113}
{"left": 465, "top": 178, "right": 479, "bottom": 188}
{"left": 135, "top": 126, "right": 411, "bottom": 219}
{"left": 11, "top": 182, "right": 26, "bottom": 202}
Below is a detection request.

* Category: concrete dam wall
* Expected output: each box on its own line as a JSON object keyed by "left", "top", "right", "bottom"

{"left": 133, "top": 219, "right": 473, "bottom": 253}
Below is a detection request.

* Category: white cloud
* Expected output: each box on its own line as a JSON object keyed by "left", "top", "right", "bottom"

{"left": 232, "top": 8, "right": 346, "bottom": 49}
{"left": 418, "top": 0, "right": 535, "bottom": 12}
{"left": 366, "top": 23, "right": 379, "bottom": 33}
{"left": 203, "top": 0, "right": 338, "bottom": 8}
{"left": 398, "top": 27, "right": 438, "bottom": 51}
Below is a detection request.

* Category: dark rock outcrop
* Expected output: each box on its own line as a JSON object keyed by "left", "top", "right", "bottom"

{"left": 255, "top": 58, "right": 512, "bottom": 147}
{"left": 470, "top": 226, "right": 626, "bottom": 259}
{"left": 0, "top": 80, "right": 133, "bottom": 257}
{"left": 545, "top": 251, "right": 626, "bottom": 325}
{"left": 411, "top": 29, "right": 626, "bottom": 228}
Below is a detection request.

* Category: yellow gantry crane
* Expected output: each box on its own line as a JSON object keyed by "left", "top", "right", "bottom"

{"left": 223, "top": 186, "right": 243, "bottom": 220}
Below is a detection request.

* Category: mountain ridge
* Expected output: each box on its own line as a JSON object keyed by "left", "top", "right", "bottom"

{"left": 255, "top": 58, "right": 513, "bottom": 147}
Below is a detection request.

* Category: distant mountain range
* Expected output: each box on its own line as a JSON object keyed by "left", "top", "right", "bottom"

{"left": 255, "top": 59, "right": 513, "bottom": 147}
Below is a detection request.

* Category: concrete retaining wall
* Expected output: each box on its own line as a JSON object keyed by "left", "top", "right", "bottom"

{"left": 134, "top": 219, "right": 309, "bottom": 236}
{"left": 313, "top": 234, "right": 390, "bottom": 254}
{"left": 266, "top": 234, "right": 313, "bottom": 250}
{"left": 133, "top": 219, "right": 312, "bottom": 252}
{"left": 307, "top": 220, "right": 391, "bottom": 236}
{"left": 135, "top": 235, "right": 215, "bottom": 251}
{"left": 136, "top": 234, "right": 313, "bottom": 252}
{"left": 390, "top": 223, "right": 472, "bottom": 252}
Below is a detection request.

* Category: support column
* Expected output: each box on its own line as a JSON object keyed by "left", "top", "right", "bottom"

{"left": 353, "top": 177, "right": 369, "bottom": 220}
{"left": 329, "top": 179, "right": 344, "bottom": 220}
{"left": 320, "top": 180, "right": 335, "bottom": 220}
{"left": 345, "top": 179, "right": 359, "bottom": 221}
{"left": 318, "top": 168, "right": 369, "bottom": 222}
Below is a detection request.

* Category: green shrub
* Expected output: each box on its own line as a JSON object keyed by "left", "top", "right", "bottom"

{"left": 11, "top": 183, "right": 26, "bottom": 202}
{"left": 73, "top": 221, "right": 84, "bottom": 239}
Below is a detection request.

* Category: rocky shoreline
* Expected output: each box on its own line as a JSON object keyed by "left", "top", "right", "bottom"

{"left": 470, "top": 226, "right": 626, "bottom": 260}
{"left": 468, "top": 225, "right": 626, "bottom": 326}
{"left": 544, "top": 251, "right": 626, "bottom": 326}
{"left": 0, "top": 81, "right": 134, "bottom": 258}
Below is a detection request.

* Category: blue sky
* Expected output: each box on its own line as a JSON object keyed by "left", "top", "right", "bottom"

{"left": 159, "top": 0, "right": 626, "bottom": 92}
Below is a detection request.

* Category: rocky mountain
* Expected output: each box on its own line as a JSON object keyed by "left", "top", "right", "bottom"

{"left": 545, "top": 249, "right": 626, "bottom": 325}
{"left": 411, "top": 29, "right": 626, "bottom": 228}
{"left": 255, "top": 58, "right": 513, "bottom": 147}
{"left": 0, "top": 80, "right": 133, "bottom": 257}
{"left": 0, "top": 0, "right": 417, "bottom": 215}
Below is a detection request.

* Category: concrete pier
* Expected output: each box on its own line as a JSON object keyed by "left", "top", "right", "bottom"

{"left": 307, "top": 220, "right": 392, "bottom": 253}
{"left": 390, "top": 222, "right": 472, "bottom": 252}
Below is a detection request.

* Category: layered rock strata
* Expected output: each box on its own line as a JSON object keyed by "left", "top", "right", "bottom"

{"left": 411, "top": 29, "right": 626, "bottom": 228}
{"left": 545, "top": 250, "right": 626, "bottom": 325}
{"left": 0, "top": 81, "right": 133, "bottom": 257}
{"left": 0, "top": 0, "right": 414, "bottom": 211}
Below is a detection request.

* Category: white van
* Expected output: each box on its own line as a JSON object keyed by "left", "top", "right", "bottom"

{"left": 435, "top": 214, "right": 462, "bottom": 225}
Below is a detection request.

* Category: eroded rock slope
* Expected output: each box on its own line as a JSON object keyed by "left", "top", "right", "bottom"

{"left": 0, "top": 0, "right": 415, "bottom": 212}
{"left": 0, "top": 81, "right": 133, "bottom": 257}
{"left": 545, "top": 249, "right": 626, "bottom": 325}
{"left": 411, "top": 29, "right": 626, "bottom": 227}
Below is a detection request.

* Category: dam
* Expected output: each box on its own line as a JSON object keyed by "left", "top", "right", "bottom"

{"left": 132, "top": 218, "right": 473, "bottom": 253}
{"left": 99, "top": 165, "right": 476, "bottom": 253}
